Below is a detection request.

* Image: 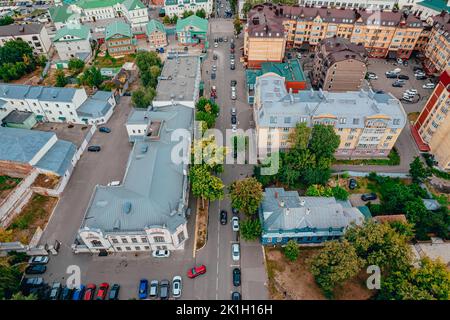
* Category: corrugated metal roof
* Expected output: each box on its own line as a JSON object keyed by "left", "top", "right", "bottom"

{"left": 35, "top": 140, "right": 77, "bottom": 176}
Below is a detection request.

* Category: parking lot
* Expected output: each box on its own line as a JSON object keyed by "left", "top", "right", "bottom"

{"left": 34, "top": 123, "right": 91, "bottom": 148}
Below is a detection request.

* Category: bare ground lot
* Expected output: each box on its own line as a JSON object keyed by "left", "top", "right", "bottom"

{"left": 33, "top": 122, "right": 91, "bottom": 148}
{"left": 32, "top": 174, "right": 60, "bottom": 190}
{"left": 265, "top": 247, "right": 374, "bottom": 300}
{"left": 0, "top": 176, "right": 22, "bottom": 202}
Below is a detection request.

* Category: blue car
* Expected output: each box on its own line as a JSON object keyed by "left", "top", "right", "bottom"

{"left": 72, "top": 285, "right": 85, "bottom": 300}
{"left": 99, "top": 127, "right": 111, "bottom": 133}
{"left": 138, "top": 279, "right": 148, "bottom": 299}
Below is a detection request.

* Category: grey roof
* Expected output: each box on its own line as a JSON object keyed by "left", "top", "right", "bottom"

{"left": 82, "top": 104, "right": 193, "bottom": 233}
{"left": 2, "top": 110, "right": 34, "bottom": 124}
{"left": 255, "top": 73, "right": 407, "bottom": 129}
{"left": 35, "top": 140, "right": 77, "bottom": 176}
{"left": 0, "top": 84, "right": 78, "bottom": 102}
{"left": 0, "top": 127, "right": 54, "bottom": 164}
{"left": 127, "top": 109, "right": 150, "bottom": 125}
{"left": 260, "top": 188, "right": 364, "bottom": 234}
{"left": 0, "top": 23, "right": 43, "bottom": 37}
{"left": 76, "top": 91, "right": 113, "bottom": 118}
{"left": 38, "top": 87, "right": 78, "bottom": 102}
{"left": 422, "top": 199, "right": 441, "bottom": 211}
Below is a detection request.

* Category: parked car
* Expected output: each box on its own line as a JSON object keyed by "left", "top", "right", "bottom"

{"left": 367, "top": 73, "right": 378, "bottom": 80}
{"left": 397, "top": 74, "right": 409, "bottom": 80}
{"left": 149, "top": 280, "right": 158, "bottom": 298}
{"left": 96, "top": 282, "right": 109, "bottom": 300}
{"left": 72, "top": 285, "right": 85, "bottom": 300}
{"left": 416, "top": 75, "right": 428, "bottom": 80}
{"left": 231, "top": 107, "right": 236, "bottom": 116}
{"left": 233, "top": 268, "right": 241, "bottom": 286}
{"left": 138, "top": 279, "right": 148, "bottom": 299}
{"left": 159, "top": 280, "right": 170, "bottom": 300}
{"left": 99, "top": 127, "right": 111, "bottom": 133}
{"left": 230, "top": 63, "right": 235, "bottom": 70}
{"left": 28, "top": 256, "right": 49, "bottom": 265}
{"left": 361, "top": 193, "right": 378, "bottom": 201}
{"left": 87, "top": 145, "right": 101, "bottom": 152}
{"left": 231, "top": 291, "right": 241, "bottom": 300}
{"left": 60, "top": 286, "right": 73, "bottom": 300}
{"left": 232, "top": 243, "right": 240, "bottom": 261}
{"left": 413, "top": 66, "right": 424, "bottom": 72}
{"left": 23, "top": 277, "right": 44, "bottom": 288}
{"left": 25, "top": 264, "right": 47, "bottom": 275}
{"left": 212, "top": 65, "right": 217, "bottom": 72}
{"left": 231, "top": 90, "right": 236, "bottom": 100}
{"left": 49, "top": 282, "right": 62, "bottom": 300}
{"left": 220, "top": 210, "right": 228, "bottom": 225}
{"left": 83, "top": 283, "right": 96, "bottom": 300}
{"left": 392, "top": 82, "right": 404, "bottom": 87}
{"left": 214, "top": 42, "right": 218, "bottom": 48}
{"left": 348, "top": 178, "right": 357, "bottom": 190}
{"left": 230, "top": 43, "right": 235, "bottom": 49}
{"left": 152, "top": 249, "right": 170, "bottom": 258}
{"left": 172, "top": 276, "right": 182, "bottom": 298}
{"left": 213, "top": 53, "right": 218, "bottom": 60}
{"left": 230, "top": 79, "right": 237, "bottom": 86}
{"left": 187, "top": 265, "right": 207, "bottom": 278}
{"left": 423, "top": 82, "right": 435, "bottom": 89}
{"left": 230, "top": 54, "right": 235, "bottom": 60}
{"left": 231, "top": 216, "right": 239, "bottom": 232}
{"left": 231, "top": 115, "right": 237, "bottom": 125}
{"left": 405, "top": 89, "right": 418, "bottom": 94}
{"left": 386, "top": 73, "right": 398, "bottom": 79}
{"left": 231, "top": 124, "right": 237, "bottom": 133}
{"left": 109, "top": 284, "right": 120, "bottom": 300}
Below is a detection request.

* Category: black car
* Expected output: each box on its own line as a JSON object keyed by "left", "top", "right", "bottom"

{"left": 398, "top": 74, "right": 409, "bottom": 80}
{"left": 413, "top": 66, "right": 424, "bottom": 72}
{"left": 211, "top": 72, "right": 216, "bottom": 80}
{"left": 231, "top": 292, "right": 241, "bottom": 300}
{"left": 230, "top": 43, "right": 235, "bottom": 49}
{"left": 386, "top": 73, "right": 398, "bottom": 79}
{"left": 230, "top": 64, "right": 235, "bottom": 70}
{"left": 213, "top": 53, "right": 218, "bottom": 60}
{"left": 60, "top": 287, "right": 73, "bottom": 300}
{"left": 230, "top": 54, "right": 235, "bottom": 60}
{"left": 348, "top": 178, "right": 357, "bottom": 190}
{"left": 220, "top": 210, "right": 228, "bottom": 225}
{"left": 361, "top": 193, "right": 377, "bottom": 201}
{"left": 416, "top": 75, "right": 427, "bottom": 80}
{"left": 233, "top": 268, "right": 241, "bottom": 287}
{"left": 87, "top": 145, "right": 101, "bottom": 152}
{"left": 231, "top": 115, "right": 237, "bottom": 125}
{"left": 25, "top": 264, "right": 47, "bottom": 275}
{"left": 109, "top": 284, "right": 120, "bottom": 300}
{"left": 392, "top": 82, "right": 404, "bottom": 87}
{"left": 159, "top": 280, "right": 170, "bottom": 300}
{"left": 230, "top": 80, "right": 237, "bottom": 86}
{"left": 99, "top": 126, "right": 111, "bottom": 133}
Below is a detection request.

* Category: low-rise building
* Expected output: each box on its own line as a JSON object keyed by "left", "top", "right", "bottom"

{"left": 1, "top": 110, "right": 37, "bottom": 129}
{"left": 413, "top": 0, "right": 450, "bottom": 20}
{"left": 145, "top": 19, "right": 167, "bottom": 48}
{"left": 52, "top": 24, "right": 92, "bottom": 61}
{"left": 0, "top": 24, "right": 52, "bottom": 57}
{"left": 423, "top": 12, "right": 450, "bottom": 75}
{"left": 48, "top": 4, "right": 80, "bottom": 30}
{"left": 164, "top": 0, "right": 213, "bottom": 18}
{"left": 175, "top": 14, "right": 208, "bottom": 45}
{"left": 253, "top": 73, "right": 407, "bottom": 158}
{"left": 412, "top": 70, "right": 450, "bottom": 172}
{"left": 259, "top": 188, "right": 365, "bottom": 245}
{"left": 312, "top": 37, "right": 368, "bottom": 92}
{"left": 105, "top": 21, "right": 136, "bottom": 57}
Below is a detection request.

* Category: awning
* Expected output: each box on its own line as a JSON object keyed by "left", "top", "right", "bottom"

{"left": 58, "top": 117, "right": 66, "bottom": 121}
{"left": 35, "top": 115, "right": 44, "bottom": 120}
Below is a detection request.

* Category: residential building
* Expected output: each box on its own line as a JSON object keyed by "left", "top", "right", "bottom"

{"left": 52, "top": 24, "right": 92, "bottom": 61}
{"left": 164, "top": 0, "right": 213, "bottom": 18}
{"left": 312, "top": 36, "right": 368, "bottom": 92}
{"left": 253, "top": 73, "right": 407, "bottom": 158}
{"left": 0, "top": 24, "right": 52, "bottom": 57}
{"left": 412, "top": 69, "right": 450, "bottom": 172}
{"left": 299, "top": 0, "right": 397, "bottom": 9}
{"left": 176, "top": 15, "right": 208, "bottom": 45}
{"left": 1, "top": 110, "right": 37, "bottom": 130}
{"left": 146, "top": 19, "right": 167, "bottom": 48}
{"left": 259, "top": 188, "right": 365, "bottom": 245}
{"left": 0, "top": 84, "right": 116, "bottom": 125}
{"left": 413, "top": 0, "right": 450, "bottom": 20}
{"left": 423, "top": 12, "right": 450, "bottom": 74}
{"left": 49, "top": 4, "right": 80, "bottom": 30}
{"left": 244, "top": 4, "right": 424, "bottom": 67}
{"left": 74, "top": 56, "right": 200, "bottom": 254}
{"left": 105, "top": 21, "right": 136, "bottom": 57}
{"left": 121, "top": 0, "right": 149, "bottom": 28}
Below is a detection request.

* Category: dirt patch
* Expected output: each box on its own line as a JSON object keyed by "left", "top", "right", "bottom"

{"left": 265, "top": 247, "right": 374, "bottom": 300}
{"left": 195, "top": 199, "right": 209, "bottom": 251}
{"left": 408, "top": 112, "right": 420, "bottom": 123}
{"left": 0, "top": 176, "right": 22, "bottom": 201}
{"left": 7, "top": 193, "right": 58, "bottom": 244}
{"left": 32, "top": 174, "right": 60, "bottom": 190}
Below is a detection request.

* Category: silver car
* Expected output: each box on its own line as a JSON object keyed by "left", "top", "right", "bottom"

{"left": 231, "top": 217, "right": 239, "bottom": 232}
{"left": 29, "top": 256, "right": 49, "bottom": 265}
{"left": 172, "top": 276, "right": 182, "bottom": 298}
{"left": 232, "top": 243, "right": 240, "bottom": 261}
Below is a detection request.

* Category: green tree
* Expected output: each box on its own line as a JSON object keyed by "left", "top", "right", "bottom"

{"left": 196, "top": 97, "right": 219, "bottom": 116}
{"left": 78, "top": 66, "right": 103, "bottom": 88}
{"left": 0, "top": 39, "right": 34, "bottom": 67}
{"left": 0, "top": 228, "right": 13, "bottom": 242}
{"left": 170, "top": 15, "right": 178, "bottom": 24}
{"left": 305, "top": 184, "right": 333, "bottom": 197}
{"left": 0, "top": 16, "right": 14, "bottom": 26}
{"left": 409, "top": 156, "right": 430, "bottom": 183}
{"left": 182, "top": 10, "right": 195, "bottom": 18}
{"left": 284, "top": 240, "right": 299, "bottom": 261}
{"left": 233, "top": 16, "right": 243, "bottom": 36}
{"left": 240, "top": 218, "right": 262, "bottom": 240}
{"left": 309, "top": 124, "right": 340, "bottom": 160}
{"left": 68, "top": 58, "right": 85, "bottom": 74}
{"left": 289, "top": 122, "right": 311, "bottom": 150}
{"left": 196, "top": 111, "right": 217, "bottom": 129}
{"left": 36, "top": 55, "right": 48, "bottom": 68}
{"left": 163, "top": 16, "right": 171, "bottom": 24}
{"left": 331, "top": 186, "right": 349, "bottom": 200}
{"left": 189, "top": 165, "right": 224, "bottom": 208}
{"left": 8, "top": 292, "right": 37, "bottom": 300}
{"left": 310, "top": 240, "right": 363, "bottom": 297}
{"left": 229, "top": 177, "right": 264, "bottom": 216}
{"left": 196, "top": 9, "right": 206, "bottom": 18}
{"left": 0, "top": 265, "right": 21, "bottom": 300}
{"left": 131, "top": 87, "right": 156, "bottom": 109}
{"left": 55, "top": 70, "right": 67, "bottom": 87}
{"left": 191, "top": 135, "right": 227, "bottom": 173}
{"left": 302, "top": 167, "right": 331, "bottom": 186}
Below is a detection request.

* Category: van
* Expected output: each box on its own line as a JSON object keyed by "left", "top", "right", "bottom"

{"left": 107, "top": 181, "right": 120, "bottom": 186}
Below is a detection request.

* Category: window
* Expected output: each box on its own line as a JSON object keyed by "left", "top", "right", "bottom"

{"left": 393, "top": 118, "right": 400, "bottom": 125}
{"left": 177, "top": 231, "right": 185, "bottom": 243}
{"left": 270, "top": 116, "right": 277, "bottom": 124}
{"left": 154, "top": 236, "right": 165, "bottom": 243}
{"left": 90, "top": 240, "right": 102, "bottom": 247}
{"left": 116, "top": 247, "right": 122, "bottom": 251}
{"left": 111, "top": 238, "right": 119, "bottom": 244}
{"left": 353, "top": 118, "right": 359, "bottom": 125}
{"left": 131, "top": 237, "right": 137, "bottom": 243}
{"left": 141, "top": 237, "right": 148, "bottom": 243}
{"left": 284, "top": 117, "right": 291, "bottom": 124}
{"left": 121, "top": 238, "right": 128, "bottom": 243}
{"left": 339, "top": 117, "right": 346, "bottom": 124}
{"left": 125, "top": 246, "right": 132, "bottom": 251}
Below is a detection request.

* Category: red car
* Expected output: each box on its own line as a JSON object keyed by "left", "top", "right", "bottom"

{"left": 83, "top": 283, "right": 96, "bottom": 300}
{"left": 187, "top": 265, "right": 207, "bottom": 279}
{"left": 95, "top": 283, "right": 109, "bottom": 300}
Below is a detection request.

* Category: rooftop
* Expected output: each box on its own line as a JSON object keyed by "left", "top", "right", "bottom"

{"left": 146, "top": 19, "right": 166, "bottom": 36}
{"left": 0, "top": 23, "right": 43, "bottom": 37}
{"left": 49, "top": 5, "right": 75, "bottom": 23}
{"left": 53, "top": 24, "right": 90, "bottom": 42}
{"left": 0, "top": 84, "right": 80, "bottom": 102}
{"left": 76, "top": 91, "right": 113, "bottom": 119}
{"left": 417, "top": 0, "right": 450, "bottom": 12}
{"left": 105, "top": 21, "right": 132, "bottom": 40}
{"left": 176, "top": 15, "right": 208, "bottom": 33}
{"left": 1, "top": 110, "right": 35, "bottom": 125}
{"left": 35, "top": 140, "right": 77, "bottom": 176}
{"left": 318, "top": 36, "right": 368, "bottom": 64}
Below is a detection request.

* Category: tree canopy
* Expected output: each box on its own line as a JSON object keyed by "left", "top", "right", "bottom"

{"left": 229, "top": 177, "right": 263, "bottom": 216}
{"left": 240, "top": 218, "right": 262, "bottom": 240}
{"left": 409, "top": 156, "right": 430, "bottom": 183}
{"left": 131, "top": 87, "right": 156, "bottom": 109}
{"left": 189, "top": 165, "right": 224, "bottom": 207}
{"left": 78, "top": 66, "right": 103, "bottom": 88}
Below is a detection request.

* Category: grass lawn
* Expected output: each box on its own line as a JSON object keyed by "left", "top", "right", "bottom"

{"left": 334, "top": 148, "right": 400, "bottom": 166}
{"left": 93, "top": 54, "right": 136, "bottom": 69}
{"left": 0, "top": 176, "right": 21, "bottom": 191}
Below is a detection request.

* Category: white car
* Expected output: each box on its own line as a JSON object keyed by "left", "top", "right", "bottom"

{"left": 231, "top": 217, "right": 239, "bottom": 232}
{"left": 296, "top": 53, "right": 302, "bottom": 59}
{"left": 152, "top": 250, "right": 170, "bottom": 258}
{"left": 231, "top": 91, "right": 236, "bottom": 100}
{"left": 423, "top": 83, "right": 435, "bottom": 89}
{"left": 28, "top": 256, "right": 49, "bottom": 265}
{"left": 214, "top": 42, "right": 218, "bottom": 48}
{"left": 368, "top": 74, "right": 378, "bottom": 80}
{"left": 231, "top": 124, "right": 237, "bottom": 133}
{"left": 212, "top": 65, "right": 217, "bottom": 72}
{"left": 406, "top": 89, "right": 417, "bottom": 94}
{"left": 232, "top": 243, "right": 240, "bottom": 261}
{"left": 107, "top": 180, "right": 121, "bottom": 186}
{"left": 172, "top": 276, "right": 182, "bottom": 298}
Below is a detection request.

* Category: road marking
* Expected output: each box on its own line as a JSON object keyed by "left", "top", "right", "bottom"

{"left": 230, "top": 264, "right": 240, "bottom": 268}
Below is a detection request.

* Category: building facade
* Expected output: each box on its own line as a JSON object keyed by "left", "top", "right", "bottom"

{"left": 312, "top": 36, "right": 368, "bottom": 91}
{"left": 105, "top": 21, "right": 136, "bottom": 57}
{"left": 176, "top": 15, "right": 208, "bottom": 45}
{"left": 413, "top": 0, "right": 450, "bottom": 20}
{"left": 52, "top": 24, "right": 92, "bottom": 61}
{"left": 164, "top": 0, "right": 213, "bottom": 18}
{"left": 423, "top": 12, "right": 450, "bottom": 75}
{"left": 253, "top": 73, "right": 407, "bottom": 158}
{"left": 0, "top": 24, "right": 52, "bottom": 57}
{"left": 412, "top": 70, "right": 450, "bottom": 172}
{"left": 299, "top": 0, "right": 397, "bottom": 10}
{"left": 145, "top": 19, "right": 167, "bottom": 48}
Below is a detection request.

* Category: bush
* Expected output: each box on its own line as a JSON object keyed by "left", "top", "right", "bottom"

{"left": 240, "top": 218, "right": 262, "bottom": 240}
{"left": 283, "top": 240, "right": 299, "bottom": 261}
{"left": 332, "top": 186, "right": 349, "bottom": 200}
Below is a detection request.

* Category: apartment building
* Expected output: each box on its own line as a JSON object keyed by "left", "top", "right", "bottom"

{"left": 52, "top": 24, "right": 92, "bottom": 61}
{"left": 423, "top": 12, "right": 450, "bottom": 75}
{"left": 412, "top": 70, "right": 450, "bottom": 172}
{"left": 164, "top": 0, "right": 213, "bottom": 18}
{"left": 145, "top": 19, "right": 167, "bottom": 48}
{"left": 253, "top": 73, "right": 407, "bottom": 158}
{"left": 299, "top": 0, "right": 397, "bottom": 10}
{"left": 413, "top": 0, "right": 450, "bottom": 20}
{"left": 0, "top": 84, "right": 116, "bottom": 125}
{"left": 0, "top": 24, "right": 52, "bottom": 57}
{"left": 312, "top": 37, "right": 368, "bottom": 91}
{"left": 244, "top": 4, "right": 424, "bottom": 66}
{"left": 105, "top": 21, "right": 136, "bottom": 57}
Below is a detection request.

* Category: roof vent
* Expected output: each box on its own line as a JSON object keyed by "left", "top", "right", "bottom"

{"left": 141, "top": 145, "right": 148, "bottom": 153}
{"left": 280, "top": 200, "right": 285, "bottom": 207}
{"left": 122, "top": 202, "right": 132, "bottom": 214}
{"left": 113, "top": 219, "right": 121, "bottom": 231}
{"left": 300, "top": 200, "right": 305, "bottom": 207}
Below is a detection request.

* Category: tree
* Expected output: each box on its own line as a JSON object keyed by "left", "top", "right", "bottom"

{"left": 55, "top": 70, "right": 68, "bottom": 87}
{"left": 302, "top": 167, "right": 331, "bottom": 186}
{"left": 233, "top": 16, "right": 243, "bottom": 36}
{"left": 229, "top": 177, "right": 263, "bottom": 216}
{"left": 0, "top": 16, "right": 14, "bottom": 26}
{"left": 305, "top": 184, "right": 333, "bottom": 197}
{"left": 163, "top": 16, "right": 171, "bottom": 24}
{"left": 191, "top": 135, "right": 227, "bottom": 173}
{"left": 196, "top": 97, "right": 219, "bottom": 116}
{"left": 196, "top": 9, "right": 206, "bottom": 19}
{"left": 331, "top": 186, "right": 349, "bottom": 200}
{"left": 284, "top": 240, "right": 299, "bottom": 261}
{"left": 189, "top": 165, "right": 224, "bottom": 208}
{"left": 409, "top": 156, "right": 430, "bottom": 183}
{"left": 170, "top": 15, "right": 178, "bottom": 24}
{"left": 240, "top": 218, "right": 262, "bottom": 240}
{"left": 310, "top": 240, "right": 363, "bottom": 297}
{"left": 0, "top": 39, "right": 34, "bottom": 67}
{"left": 68, "top": 58, "right": 85, "bottom": 74}
{"left": 135, "top": 51, "right": 162, "bottom": 88}
{"left": 8, "top": 292, "right": 37, "bottom": 300}
{"left": 0, "top": 265, "right": 21, "bottom": 300}
{"left": 0, "top": 228, "right": 13, "bottom": 242}
{"left": 182, "top": 10, "right": 195, "bottom": 18}
{"left": 36, "top": 55, "right": 48, "bottom": 68}
{"left": 78, "top": 66, "right": 103, "bottom": 88}
{"left": 131, "top": 87, "right": 156, "bottom": 109}
{"left": 196, "top": 111, "right": 217, "bottom": 129}
{"left": 309, "top": 124, "right": 340, "bottom": 160}
{"left": 289, "top": 122, "right": 311, "bottom": 150}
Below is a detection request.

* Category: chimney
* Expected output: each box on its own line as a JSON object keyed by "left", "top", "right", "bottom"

{"left": 274, "top": 191, "right": 278, "bottom": 199}
{"left": 285, "top": 208, "right": 290, "bottom": 215}
{"left": 306, "top": 208, "right": 311, "bottom": 215}
{"left": 280, "top": 200, "right": 285, "bottom": 207}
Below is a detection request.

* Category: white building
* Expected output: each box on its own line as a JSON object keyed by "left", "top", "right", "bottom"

{"left": 0, "top": 24, "right": 52, "bottom": 57}
{"left": 0, "top": 85, "right": 117, "bottom": 125}
{"left": 164, "top": 0, "right": 213, "bottom": 18}
{"left": 412, "top": 0, "right": 450, "bottom": 20}
{"left": 298, "top": 0, "right": 397, "bottom": 10}
{"left": 52, "top": 24, "right": 92, "bottom": 61}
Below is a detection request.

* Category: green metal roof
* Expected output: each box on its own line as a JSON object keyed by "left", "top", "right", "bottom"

{"left": 417, "top": 0, "right": 450, "bottom": 12}
{"left": 261, "top": 59, "right": 306, "bottom": 82}
{"left": 49, "top": 5, "right": 73, "bottom": 23}
{"left": 246, "top": 69, "right": 262, "bottom": 87}
{"left": 122, "top": 0, "right": 146, "bottom": 10}
{"left": 146, "top": 19, "right": 166, "bottom": 36}
{"left": 76, "top": 0, "right": 123, "bottom": 9}
{"left": 53, "top": 25, "right": 90, "bottom": 42}
{"left": 105, "top": 21, "right": 132, "bottom": 40}
{"left": 176, "top": 15, "right": 208, "bottom": 33}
